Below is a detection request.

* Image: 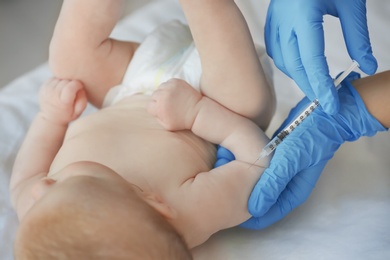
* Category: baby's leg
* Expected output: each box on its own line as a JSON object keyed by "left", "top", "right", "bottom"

{"left": 49, "top": 0, "right": 139, "bottom": 108}
{"left": 179, "top": 0, "right": 275, "bottom": 129}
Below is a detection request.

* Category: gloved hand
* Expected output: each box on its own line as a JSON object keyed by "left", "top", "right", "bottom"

{"left": 265, "top": 0, "right": 377, "bottom": 115}
{"left": 214, "top": 145, "right": 235, "bottom": 168}
{"left": 215, "top": 72, "right": 387, "bottom": 229}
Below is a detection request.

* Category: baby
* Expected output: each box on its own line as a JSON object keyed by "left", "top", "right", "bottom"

{"left": 10, "top": 0, "right": 275, "bottom": 259}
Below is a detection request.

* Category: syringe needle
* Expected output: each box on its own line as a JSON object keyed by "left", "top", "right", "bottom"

{"left": 248, "top": 150, "right": 267, "bottom": 169}
{"left": 248, "top": 159, "right": 258, "bottom": 169}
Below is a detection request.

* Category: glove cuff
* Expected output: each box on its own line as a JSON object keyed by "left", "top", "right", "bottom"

{"left": 339, "top": 72, "right": 388, "bottom": 139}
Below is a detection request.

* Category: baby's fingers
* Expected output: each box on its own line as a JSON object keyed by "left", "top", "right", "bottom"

{"left": 40, "top": 78, "right": 60, "bottom": 98}
{"left": 59, "top": 80, "right": 84, "bottom": 104}
{"left": 72, "top": 89, "right": 88, "bottom": 120}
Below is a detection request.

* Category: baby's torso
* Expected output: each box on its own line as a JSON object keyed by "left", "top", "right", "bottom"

{"left": 49, "top": 95, "right": 216, "bottom": 191}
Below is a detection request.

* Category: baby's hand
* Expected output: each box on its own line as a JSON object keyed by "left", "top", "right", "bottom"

{"left": 147, "top": 79, "right": 201, "bottom": 131}
{"left": 39, "top": 78, "right": 87, "bottom": 125}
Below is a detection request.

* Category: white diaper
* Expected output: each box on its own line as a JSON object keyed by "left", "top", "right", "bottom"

{"left": 103, "top": 20, "right": 272, "bottom": 107}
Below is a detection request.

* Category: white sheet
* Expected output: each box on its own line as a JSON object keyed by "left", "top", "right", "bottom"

{"left": 1, "top": 1, "right": 389, "bottom": 259}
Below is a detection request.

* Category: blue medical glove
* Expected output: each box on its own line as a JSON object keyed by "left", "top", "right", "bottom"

{"left": 240, "top": 72, "right": 387, "bottom": 229}
{"left": 265, "top": 0, "right": 377, "bottom": 115}
{"left": 214, "top": 145, "right": 235, "bottom": 168}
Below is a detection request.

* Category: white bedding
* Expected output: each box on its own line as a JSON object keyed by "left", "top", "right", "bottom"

{"left": 1, "top": 1, "right": 389, "bottom": 259}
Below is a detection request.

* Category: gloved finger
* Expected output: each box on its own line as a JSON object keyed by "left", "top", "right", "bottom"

{"left": 214, "top": 158, "right": 231, "bottom": 168}
{"left": 278, "top": 26, "right": 315, "bottom": 102}
{"left": 264, "top": 5, "right": 273, "bottom": 59}
{"left": 247, "top": 115, "right": 324, "bottom": 217}
{"left": 265, "top": 14, "right": 289, "bottom": 77}
{"left": 247, "top": 165, "right": 293, "bottom": 218}
{"left": 216, "top": 145, "right": 235, "bottom": 161}
{"left": 337, "top": 1, "right": 377, "bottom": 75}
{"left": 214, "top": 145, "right": 235, "bottom": 168}
{"left": 243, "top": 162, "right": 326, "bottom": 229}
{"left": 247, "top": 145, "right": 301, "bottom": 217}
{"left": 264, "top": 0, "right": 279, "bottom": 60}
{"left": 297, "top": 23, "right": 339, "bottom": 115}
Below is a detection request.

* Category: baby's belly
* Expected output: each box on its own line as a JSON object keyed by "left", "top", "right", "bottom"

{"left": 49, "top": 96, "right": 216, "bottom": 187}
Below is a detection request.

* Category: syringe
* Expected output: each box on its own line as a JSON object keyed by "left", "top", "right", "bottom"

{"left": 251, "top": 60, "right": 359, "bottom": 166}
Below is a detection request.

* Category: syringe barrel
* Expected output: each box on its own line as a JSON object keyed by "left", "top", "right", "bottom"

{"left": 263, "top": 135, "right": 282, "bottom": 155}
{"left": 258, "top": 60, "right": 360, "bottom": 158}
{"left": 276, "top": 99, "right": 320, "bottom": 141}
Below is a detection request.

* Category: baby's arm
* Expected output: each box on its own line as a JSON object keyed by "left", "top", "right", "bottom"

{"left": 179, "top": 0, "right": 275, "bottom": 129}
{"left": 148, "top": 79, "right": 270, "bottom": 229}
{"left": 10, "top": 79, "right": 87, "bottom": 218}
{"left": 49, "top": 0, "right": 139, "bottom": 108}
{"left": 148, "top": 79, "right": 268, "bottom": 164}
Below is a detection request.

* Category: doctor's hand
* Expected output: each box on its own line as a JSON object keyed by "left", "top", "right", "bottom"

{"left": 215, "top": 73, "right": 387, "bottom": 229}
{"left": 242, "top": 72, "right": 387, "bottom": 229}
{"left": 265, "top": 0, "right": 377, "bottom": 115}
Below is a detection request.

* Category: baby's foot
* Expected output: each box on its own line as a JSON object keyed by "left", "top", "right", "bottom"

{"left": 147, "top": 79, "right": 202, "bottom": 131}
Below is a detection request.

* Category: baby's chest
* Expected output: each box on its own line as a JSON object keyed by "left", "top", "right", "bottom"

{"left": 52, "top": 111, "right": 216, "bottom": 184}
{"left": 110, "top": 129, "right": 217, "bottom": 185}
